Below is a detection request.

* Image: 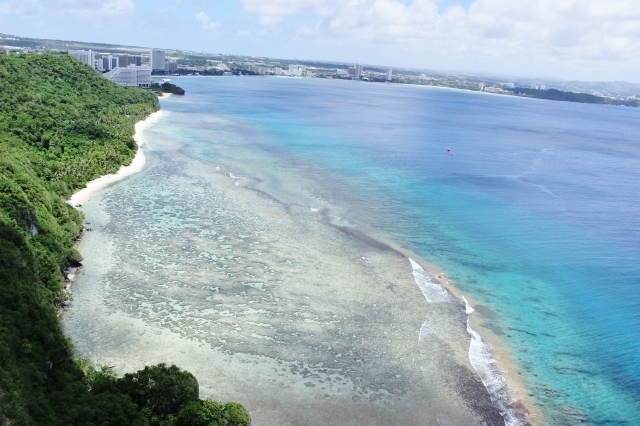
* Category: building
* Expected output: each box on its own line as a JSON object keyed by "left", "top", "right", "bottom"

{"left": 119, "top": 54, "right": 131, "bottom": 67}
{"left": 150, "top": 49, "right": 166, "bottom": 72}
{"left": 348, "top": 63, "right": 363, "bottom": 77}
{"left": 101, "top": 55, "right": 119, "bottom": 72}
{"left": 386, "top": 69, "right": 393, "bottom": 81}
{"left": 165, "top": 61, "right": 178, "bottom": 73}
{"left": 68, "top": 50, "right": 95, "bottom": 68}
{"left": 273, "top": 67, "right": 282, "bottom": 75}
{"left": 288, "top": 64, "right": 306, "bottom": 76}
{"left": 288, "top": 64, "right": 306, "bottom": 72}
{"left": 250, "top": 65, "right": 267, "bottom": 74}
{"left": 118, "top": 54, "right": 141, "bottom": 67}
{"left": 103, "top": 66, "right": 151, "bottom": 88}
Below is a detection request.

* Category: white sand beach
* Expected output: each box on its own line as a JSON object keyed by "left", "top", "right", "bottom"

{"left": 67, "top": 109, "right": 166, "bottom": 207}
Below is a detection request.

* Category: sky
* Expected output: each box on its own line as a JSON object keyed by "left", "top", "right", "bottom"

{"left": 1, "top": 0, "right": 639, "bottom": 82}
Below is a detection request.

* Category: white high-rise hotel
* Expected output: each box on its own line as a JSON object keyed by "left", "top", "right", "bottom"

{"left": 103, "top": 66, "right": 152, "bottom": 88}
{"left": 68, "top": 48, "right": 151, "bottom": 88}
{"left": 348, "top": 63, "right": 363, "bottom": 77}
{"left": 150, "top": 49, "right": 166, "bottom": 72}
{"left": 68, "top": 50, "right": 95, "bottom": 68}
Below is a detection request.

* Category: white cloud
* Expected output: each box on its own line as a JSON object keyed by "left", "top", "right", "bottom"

{"left": 239, "top": 0, "right": 640, "bottom": 79}
{"left": 54, "top": 0, "right": 135, "bottom": 17}
{"left": 241, "top": 0, "right": 336, "bottom": 24}
{"left": 98, "top": 0, "right": 135, "bottom": 17}
{"left": 0, "top": 0, "right": 134, "bottom": 18}
{"left": 196, "top": 11, "right": 221, "bottom": 31}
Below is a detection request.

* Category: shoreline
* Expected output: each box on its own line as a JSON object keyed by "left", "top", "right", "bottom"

{"left": 172, "top": 74, "right": 637, "bottom": 109}
{"left": 63, "top": 92, "right": 539, "bottom": 424}
{"left": 67, "top": 109, "right": 166, "bottom": 207}
{"left": 63, "top": 153, "right": 509, "bottom": 424}
{"left": 344, "top": 229, "right": 542, "bottom": 425}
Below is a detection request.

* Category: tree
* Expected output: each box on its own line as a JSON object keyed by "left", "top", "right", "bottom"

{"left": 176, "top": 400, "right": 251, "bottom": 426}
{"left": 117, "top": 364, "right": 200, "bottom": 418}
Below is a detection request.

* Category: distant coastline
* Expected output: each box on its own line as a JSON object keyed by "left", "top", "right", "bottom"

{"left": 505, "top": 87, "right": 640, "bottom": 107}
{"left": 169, "top": 73, "right": 640, "bottom": 108}
{"left": 3, "top": 32, "right": 639, "bottom": 110}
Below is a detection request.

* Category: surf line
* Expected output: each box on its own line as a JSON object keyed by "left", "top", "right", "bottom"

{"left": 409, "top": 258, "right": 525, "bottom": 426}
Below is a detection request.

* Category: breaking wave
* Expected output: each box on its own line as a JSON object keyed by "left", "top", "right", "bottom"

{"left": 409, "top": 258, "right": 453, "bottom": 304}
{"left": 464, "top": 297, "right": 525, "bottom": 426}
{"left": 410, "top": 259, "right": 525, "bottom": 426}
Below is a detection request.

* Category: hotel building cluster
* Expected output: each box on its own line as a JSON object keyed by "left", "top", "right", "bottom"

{"left": 68, "top": 48, "right": 393, "bottom": 88}
{"left": 68, "top": 48, "right": 177, "bottom": 88}
{"left": 247, "top": 62, "right": 393, "bottom": 81}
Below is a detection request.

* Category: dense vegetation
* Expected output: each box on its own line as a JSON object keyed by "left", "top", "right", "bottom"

{"left": 507, "top": 87, "right": 640, "bottom": 107}
{"left": 151, "top": 82, "right": 185, "bottom": 95}
{"left": 0, "top": 54, "right": 249, "bottom": 425}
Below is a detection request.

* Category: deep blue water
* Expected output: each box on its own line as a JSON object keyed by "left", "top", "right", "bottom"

{"left": 162, "top": 77, "right": 640, "bottom": 424}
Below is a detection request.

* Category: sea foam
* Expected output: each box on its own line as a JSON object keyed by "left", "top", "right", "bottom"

{"left": 409, "top": 258, "right": 452, "bottom": 304}
{"left": 464, "top": 297, "right": 525, "bottom": 426}
{"left": 410, "top": 259, "right": 524, "bottom": 426}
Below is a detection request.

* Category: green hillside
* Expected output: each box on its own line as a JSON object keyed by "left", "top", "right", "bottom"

{"left": 0, "top": 54, "right": 248, "bottom": 425}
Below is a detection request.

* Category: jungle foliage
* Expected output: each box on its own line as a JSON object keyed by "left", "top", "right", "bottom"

{"left": 0, "top": 54, "right": 249, "bottom": 425}
{"left": 150, "top": 82, "right": 185, "bottom": 95}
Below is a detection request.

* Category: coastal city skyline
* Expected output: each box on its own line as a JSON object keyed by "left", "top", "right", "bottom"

{"left": 66, "top": 46, "right": 393, "bottom": 89}
{"left": 45, "top": 41, "right": 640, "bottom": 102}
{"left": 0, "top": 0, "right": 638, "bottom": 83}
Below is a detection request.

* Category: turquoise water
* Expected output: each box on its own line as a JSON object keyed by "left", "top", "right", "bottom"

{"left": 161, "top": 77, "right": 640, "bottom": 424}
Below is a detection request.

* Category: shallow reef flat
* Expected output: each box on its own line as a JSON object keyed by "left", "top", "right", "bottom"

{"left": 64, "top": 132, "right": 508, "bottom": 425}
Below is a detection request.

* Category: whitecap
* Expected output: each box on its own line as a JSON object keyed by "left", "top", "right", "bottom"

{"left": 462, "top": 296, "right": 475, "bottom": 314}
{"left": 409, "top": 258, "right": 452, "bottom": 304}
{"left": 465, "top": 298, "right": 525, "bottom": 426}
{"left": 410, "top": 259, "right": 524, "bottom": 425}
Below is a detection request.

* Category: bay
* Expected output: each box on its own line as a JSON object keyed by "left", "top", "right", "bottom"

{"left": 65, "top": 76, "right": 640, "bottom": 425}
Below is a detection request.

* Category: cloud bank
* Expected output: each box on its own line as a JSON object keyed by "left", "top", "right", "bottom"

{"left": 0, "top": 0, "right": 638, "bottom": 80}
{"left": 241, "top": 0, "right": 640, "bottom": 79}
{"left": 0, "top": 0, "right": 135, "bottom": 18}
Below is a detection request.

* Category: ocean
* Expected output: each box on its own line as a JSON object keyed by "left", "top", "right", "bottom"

{"left": 64, "top": 76, "right": 640, "bottom": 425}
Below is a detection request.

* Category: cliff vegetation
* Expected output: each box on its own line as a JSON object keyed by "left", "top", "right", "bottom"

{"left": 0, "top": 53, "right": 248, "bottom": 425}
